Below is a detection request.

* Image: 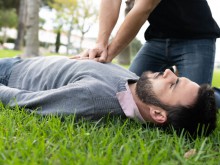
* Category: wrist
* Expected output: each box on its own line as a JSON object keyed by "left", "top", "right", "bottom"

{"left": 107, "top": 44, "right": 118, "bottom": 60}
{"left": 96, "top": 39, "right": 109, "bottom": 48}
{"left": 95, "top": 42, "right": 108, "bottom": 50}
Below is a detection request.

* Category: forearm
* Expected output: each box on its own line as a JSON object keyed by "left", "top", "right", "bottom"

{"left": 107, "top": 0, "right": 161, "bottom": 59}
{"left": 96, "top": 0, "right": 122, "bottom": 46}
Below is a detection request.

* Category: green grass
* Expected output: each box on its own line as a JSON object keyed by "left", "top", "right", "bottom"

{"left": 0, "top": 104, "right": 220, "bottom": 165}
{"left": 212, "top": 69, "right": 220, "bottom": 87}
{"left": 0, "top": 50, "right": 220, "bottom": 164}
{"left": 0, "top": 49, "right": 23, "bottom": 58}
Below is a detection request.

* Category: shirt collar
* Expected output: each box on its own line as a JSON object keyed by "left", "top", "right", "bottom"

{"left": 116, "top": 82, "right": 146, "bottom": 123}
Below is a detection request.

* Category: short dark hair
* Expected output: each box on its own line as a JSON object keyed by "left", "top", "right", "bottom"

{"left": 136, "top": 73, "right": 217, "bottom": 138}
{"left": 160, "top": 84, "right": 218, "bottom": 138}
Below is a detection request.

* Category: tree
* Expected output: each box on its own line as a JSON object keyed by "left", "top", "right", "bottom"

{"left": 52, "top": 13, "right": 64, "bottom": 54}
{"left": 117, "top": 0, "right": 135, "bottom": 65}
{"left": 0, "top": 0, "right": 20, "bottom": 10}
{"left": 14, "top": 0, "right": 52, "bottom": 50}
{"left": 74, "top": 0, "right": 97, "bottom": 52}
{"left": 14, "top": 0, "right": 27, "bottom": 50}
{"left": 41, "top": 0, "right": 54, "bottom": 6}
{"left": 0, "top": 0, "right": 53, "bottom": 51}
{"left": 0, "top": 9, "right": 18, "bottom": 44}
{"left": 23, "top": 0, "right": 40, "bottom": 57}
{"left": 50, "top": 0, "right": 98, "bottom": 54}
{"left": 50, "top": 0, "right": 78, "bottom": 55}
{"left": 55, "top": 25, "right": 62, "bottom": 53}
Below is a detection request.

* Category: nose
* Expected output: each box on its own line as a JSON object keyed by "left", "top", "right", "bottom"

{"left": 162, "top": 69, "right": 177, "bottom": 81}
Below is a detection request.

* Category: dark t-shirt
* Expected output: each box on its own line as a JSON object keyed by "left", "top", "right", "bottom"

{"left": 145, "top": 0, "right": 220, "bottom": 39}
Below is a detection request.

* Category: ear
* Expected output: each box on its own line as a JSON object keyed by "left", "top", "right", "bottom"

{"left": 149, "top": 106, "right": 167, "bottom": 124}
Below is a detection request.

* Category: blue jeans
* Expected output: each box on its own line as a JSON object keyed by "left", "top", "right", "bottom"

{"left": 129, "top": 38, "right": 216, "bottom": 85}
{"left": 129, "top": 38, "right": 220, "bottom": 108}
{"left": 0, "top": 57, "right": 22, "bottom": 86}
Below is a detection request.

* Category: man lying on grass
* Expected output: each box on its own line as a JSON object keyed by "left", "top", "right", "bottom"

{"left": 0, "top": 56, "right": 218, "bottom": 138}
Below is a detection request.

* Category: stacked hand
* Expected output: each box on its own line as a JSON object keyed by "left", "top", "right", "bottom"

{"left": 70, "top": 44, "right": 113, "bottom": 63}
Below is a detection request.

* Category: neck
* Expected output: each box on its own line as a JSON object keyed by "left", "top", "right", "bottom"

{"left": 128, "top": 83, "right": 153, "bottom": 122}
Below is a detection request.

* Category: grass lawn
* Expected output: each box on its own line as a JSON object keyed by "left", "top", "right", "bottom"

{"left": 213, "top": 69, "right": 220, "bottom": 87}
{"left": 0, "top": 105, "right": 219, "bottom": 165}
{"left": 0, "top": 49, "right": 23, "bottom": 58}
{"left": 0, "top": 50, "right": 220, "bottom": 164}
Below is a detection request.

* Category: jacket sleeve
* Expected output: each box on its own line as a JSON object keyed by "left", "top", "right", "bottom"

{"left": 0, "top": 83, "right": 95, "bottom": 118}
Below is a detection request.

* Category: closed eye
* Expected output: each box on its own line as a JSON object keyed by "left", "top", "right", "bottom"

{"left": 170, "top": 78, "right": 179, "bottom": 89}
{"left": 170, "top": 83, "right": 174, "bottom": 88}
{"left": 175, "top": 78, "right": 180, "bottom": 88}
{"left": 172, "top": 78, "right": 180, "bottom": 90}
{"left": 154, "top": 72, "right": 164, "bottom": 79}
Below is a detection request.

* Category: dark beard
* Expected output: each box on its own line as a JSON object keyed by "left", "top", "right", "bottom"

{"left": 136, "top": 72, "right": 164, "bottom": 108}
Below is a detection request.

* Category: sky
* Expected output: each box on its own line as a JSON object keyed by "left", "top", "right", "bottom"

{"left": 41, "top": 0, "right": 220, "bottom": 63}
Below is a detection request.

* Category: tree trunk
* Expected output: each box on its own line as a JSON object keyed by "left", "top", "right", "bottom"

{"left": 23, "top": 0, "right": 40, "bottom": 57}
{"left": 55, "top": 27, "right": 61, "bottom": 53}
{"left": 117, "top": 0, "right": 135, "bottom": 65}
{"left": 66, "top": 24, "right": 73, "bottom": 55}
{"left": 66, "top": 15, "right": 74, "bottom": 55}
{"left": 14, "top": 0, "right": 27, "bottom": 50}
{"left": 79, "top": 32, "right": 85, "bottom": 53}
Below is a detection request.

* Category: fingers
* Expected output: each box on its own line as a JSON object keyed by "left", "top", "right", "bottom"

{"left": 69, "top": 50, "right": 100, "bottom": 61}
{"left": 86, "top": 48, "right": 108, "bottom": 63}
{"left": 69, "top": 55, "right": 81, "bottom": 59}
{"left": 71, "top": 56, "right": 100, "bottom": 61}
{"left": 69, "top": 45, "right": 109, "bottom": 63}
{"left": 88, "top": 49, "right": 107, "bottom": 63}
{"left": 81, "top": 49, "right": 90, "bottom": 58}
{"left": 98, "top": 51, "right": 108, "bottom": 63}
{"left": 69, "top": 49, "right": 89, "bottom": 59}
{"left": 89, "top": 49, "right": 98, "bottom": 59}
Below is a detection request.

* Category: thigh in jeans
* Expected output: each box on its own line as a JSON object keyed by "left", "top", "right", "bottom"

{"left": 0, "top": 57, "right": 21, "bottom": 85}
{"left": 129, "top": 40, "right": 167, "bottom": 77}
{"left": 175, "top": 39, "right": 216, "bottom": 85}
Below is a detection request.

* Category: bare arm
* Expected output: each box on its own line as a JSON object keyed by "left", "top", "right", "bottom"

{"left": 97, "top": 0, "right": 122, "bottom": 47}
{"left": 107, "top": 0, "right": 161, "bottom": 62}
{"left": 72, "top": 0, "right": 122, "bottom": 62}
{"left": 72, "top": 0, "right": 161, "bottom": 62}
